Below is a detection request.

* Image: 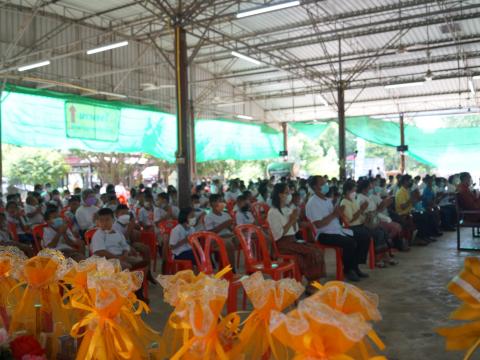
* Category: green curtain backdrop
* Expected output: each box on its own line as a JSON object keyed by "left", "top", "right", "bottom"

{"left": 289, "top": 122, "right": 329, "bottom": 139}
{"left": 0, "top": 85, "right": 282, "bottom": 163}
{"left": 345, "top": 116, "right": 480, "bottom": 170}
{"left": 2, "top": 84, "right": 480, "bottom": 170}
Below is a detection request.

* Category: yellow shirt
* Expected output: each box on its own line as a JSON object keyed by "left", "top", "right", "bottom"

{"left": 395, "top": 187, "right": 412, "bottom": 215}
{"left": 340, "top": 198, "right": 364, "bottom": 226}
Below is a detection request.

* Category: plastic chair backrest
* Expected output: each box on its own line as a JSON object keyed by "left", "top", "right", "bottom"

{"left": 60, "top": 207, "right": 70, "bottom": 218}
{"left": 251, "top": 203, "right": 270, "bottom": 227}
{"left": 84, "top": 228, "right": 97, "bottom": 249}
{"left": 234, "top": 224, "right": 272, "bottom": 268}
{"left": 158, "top": 219, "right": 179, "bottom": 236}
{"left": 187, "top": 232, "right": 211, "bottom": 273}
{"left": 32, "top": 223, "right": 48, "bottom": 251}
{"left": 226, "top": 200, "right": 236, "bottom": 213}
{"left": 7, "top": 222, "right": 18, "bottom": 242}
{"left": 188, "top": 231, "right": 232, "bottom": 279}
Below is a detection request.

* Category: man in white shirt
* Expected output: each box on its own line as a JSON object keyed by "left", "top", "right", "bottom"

{"left": 204, "top": 194, "right": 237, "bottom": 271}
{"left": 75, "top": 190, "right": 99, "bottom": 236}
{"left": 306, "top": 175, "right": 369, "bottom": 282}
{"left": 225, "top": 180, "right": 242, "bottom": 202}
{"left": 91, "top": 208, "right": 145, "bottom": 270}
{"left": 235, "top": 195, "right": 255, "bottom": 225}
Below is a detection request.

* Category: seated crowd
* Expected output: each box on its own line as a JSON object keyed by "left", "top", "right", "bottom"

{"left": 0, "top": 171, "right": 470, "bottom": 295}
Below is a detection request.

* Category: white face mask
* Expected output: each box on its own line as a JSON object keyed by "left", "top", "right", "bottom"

{"left": 118, "top": 214, "right": 130, "bottom": 225}
{"left": 285, "top": 194, "right": 292, "bottom": 204}
{"left": 188, "top": 217, "right": 196, "bottom": 227}
{"left": 193, "top": 203, "right": 201, "bottom": 209}
{"left": 348, "top": 192, "right": 356, "bottom": 201}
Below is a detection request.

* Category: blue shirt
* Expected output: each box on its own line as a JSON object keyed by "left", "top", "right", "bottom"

{"left": 422, "top": 186, "right": 435, "bottom": 209}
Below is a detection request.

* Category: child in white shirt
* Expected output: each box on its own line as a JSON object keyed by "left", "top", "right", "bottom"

{"left": 91, "top": 208, "right": 145, "bottom": 270}
{"left": 43, "top": 207, "right": 85, "bottom": 261}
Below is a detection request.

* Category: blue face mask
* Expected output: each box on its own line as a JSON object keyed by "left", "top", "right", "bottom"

{"left": 321, "top": 183, "right": 330, "bottom": 195}
{"left": 374, "top": 186, "right": 382, "bottom": 194}
{"left": 368, "top": 189, "right": 374, "bottom": 196}
{"left": 52, "top": 217, "right": 64, "bottom": 228}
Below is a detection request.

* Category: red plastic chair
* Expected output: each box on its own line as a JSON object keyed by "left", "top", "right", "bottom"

{"left": 306, "top": 222, "right": 344, "bottom": 281}
{"left": 251, "top": 203, "right": 270, "bottom": 228}
{"left": 226, "top": 200, "right": 236, "bottom": 213}
{"left": 139, "top": 231, "right": 158, "bottom": 271}
{"left": 32, "top": 223, "right": 48, "bottom": 254}
{"left": 234, "top": 224, "right": 296, "bottom": 280}
{"left": 60, "top": 206, "right": 70, "bottom": 218}
{"left": 265, "top": 223, "right": 302, "bottom": 282}
{"left": 188, "top": 231, "right": 246, "bottom": 313}
{"left": 7, "top": 222, "right": 18, "bottom": 242}
{"left": 84, "top": 228, "right": 97, "bottom": 256}
{"left": 159, "top": 220, "right": 192, "bottom": 275}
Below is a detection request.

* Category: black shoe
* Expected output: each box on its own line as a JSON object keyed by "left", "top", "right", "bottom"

{"left": 345, "top": 270, "right": 360, "bottom": 282}
{"left": 432, "top": 232, "right": 443, "bottom": 237}
{"left": 355, "top": 269, "right": 370, "bottom": 278}
{"left": 427, "top": 237, "right": 437, "bottom": 242}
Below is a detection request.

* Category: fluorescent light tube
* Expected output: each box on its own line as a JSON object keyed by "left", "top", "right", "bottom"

{"left": 99, "top": 91, "right": 127, "bottom": 99}
{"left": 469, "top": 79, "right": 476, "bottom": 96}
{"left": 18, "top": 60, "right": 50, "bottom": 72}
{"left": 236, "top": 114, "right": 253, "bottom": 120}
{"left": 473, "top": 75, "right": 480, "bottom": 80}
{"left": 87, "top": 41, "right": 128, "bottom": 55}
{"left": 237, "top": 1, "right": 300, "bottom": 18}
{"left": 216, "top": 101, "right": 246, "bottom": 108}
{"left": 231, "top": 51, "right": 261, "bottom": 65}
{"left": 384, "top": 81, "right": 424, "bottom": 89}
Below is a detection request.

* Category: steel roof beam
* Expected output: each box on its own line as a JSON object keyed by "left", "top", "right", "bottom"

{"left": 192, "top": 5, "right": 480, "bottom": 64}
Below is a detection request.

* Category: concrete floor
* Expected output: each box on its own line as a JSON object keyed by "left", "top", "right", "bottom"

{"left": 144, "top": 229, "right": 479, "bottom": 360}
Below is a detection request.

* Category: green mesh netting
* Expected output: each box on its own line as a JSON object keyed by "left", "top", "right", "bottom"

{"left": 289, "top": 122, "right": 329, "bottom": 139}
{"left": 0, "top": 85, "right": 282, "bottom": 163}
{"left": 345, "top": 115, "right": 480, "bottom": 171}
{"left": 2, "top": 84, "right": 480, "bottom": 170}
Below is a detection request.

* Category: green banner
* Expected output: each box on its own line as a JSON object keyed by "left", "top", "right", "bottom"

{"left": 65, "top": 101, "right": 119, "bottom": 142}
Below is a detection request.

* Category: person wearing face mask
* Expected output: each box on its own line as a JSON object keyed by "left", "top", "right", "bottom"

{"left": 306, "top": 176, "right": 369, "bottom": 283}
{"left": 75, "top": 189, "right": 99, "bottom": 237}
{"left": 154, "top": 192, "right": 175, "bottom": 227}
{"left": 395, "top": 175, "right": 433, "bottom": 246}
{"left": 62, "top": 190, "right": 71, "bottom": 208}
{"left": 113, "top": 205, "right": 156, "bottom": 284}
{"left": 43, "top": 207, "right": 85, "bottom": 261}
{"left": 355, "top": 179, "right": 397, "bottom": 266}
{"left": 204, "top": 194, "right": 237, "bottom": 271}
{"left": 268, "top": 183, "right": 325, "bottom": 291}
{"left": 190, "top": 194, "right": 206, "bottom": 230}
{"left": 138, "top": 193, "right": 155, "bottom": 231}
{"left": 48, "top": 189, "right": 63, "bottom": 209}
{"left": 235, "top": 195, "right": 255, "bottom": 225}
{"left": 24, "top": 195, "right": 44, "bottom": 226}
{"left": 0, "top": 212, "right": 34, "bottom": 257}
{"left": 169, "top": 207, "right": 198, "bottom": 265}
{"left": 104, "top": 194, "right": 119, "bottom": 213}
{"left": 340, "top": 181, "right": 379, "bottom": 266}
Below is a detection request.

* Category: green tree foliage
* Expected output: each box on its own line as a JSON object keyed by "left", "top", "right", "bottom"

{"left": 4, "top": 146, "right": 69, "bottom": 185}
